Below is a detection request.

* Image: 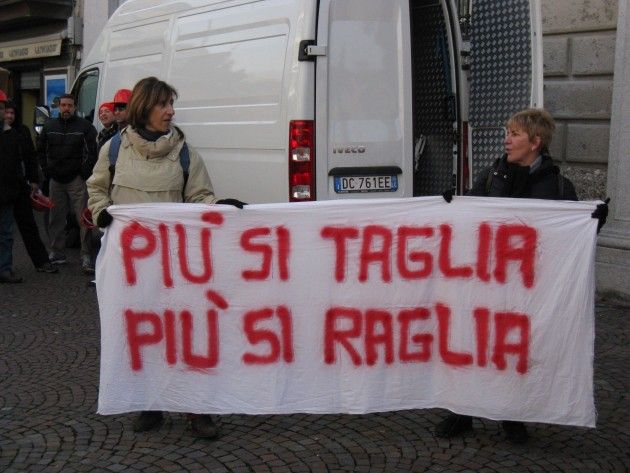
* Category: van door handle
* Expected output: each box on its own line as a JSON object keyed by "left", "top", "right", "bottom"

{"left": 299, "top": 40, "right": 327, "bottom": 61}
{"left": 306, "top": 45, "right": 327, "bottom": 56}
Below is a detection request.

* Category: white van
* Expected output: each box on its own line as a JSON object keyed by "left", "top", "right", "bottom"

{"left": 72, "top": 0, "right": 542, "bottom": 203}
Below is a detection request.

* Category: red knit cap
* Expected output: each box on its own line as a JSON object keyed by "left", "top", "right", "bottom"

{"left": 99, "top": 102, "right": 115, "bottom": 112}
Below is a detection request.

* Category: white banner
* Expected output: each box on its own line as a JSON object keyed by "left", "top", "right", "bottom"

{"left": 96, "top": 197, "right": 598, "bottom": 427}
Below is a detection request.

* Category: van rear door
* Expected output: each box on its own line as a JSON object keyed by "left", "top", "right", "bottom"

{"left": 467, "top": 0, "right": 543, "bottom": 189}
{"left": 314, "top": 0, "right": 413, "bottom": 200}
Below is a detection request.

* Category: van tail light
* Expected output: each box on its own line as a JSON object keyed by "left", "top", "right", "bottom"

{"left": 461, "top": 121, "right": 470, "bottom": 194}
{"left": 289, "top": 120, "right": 315, "bottom": 201}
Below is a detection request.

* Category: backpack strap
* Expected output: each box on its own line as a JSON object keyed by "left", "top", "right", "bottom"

{"left": 557, "top": 173, "right": 565, "bottom": 199}
{"left": 107, "top": 132, "right": 123, "bottom": 184}
{"left": 179, "top": 142, "right": 190, "bottom": 191}
{"left": 175, "top": 125, "right": 191, "bottom": 193}
{"left": 108, "top": 131, "right": 122, "bottom": 166}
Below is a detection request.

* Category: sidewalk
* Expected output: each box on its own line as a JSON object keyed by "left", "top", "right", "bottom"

{"left": 1, "top": 236, "right": 628, "bottom": 472}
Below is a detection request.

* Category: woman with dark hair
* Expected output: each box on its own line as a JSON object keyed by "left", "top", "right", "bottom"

{"left": 87, "top": 76, "right": 244, "bottom": 438}
{"left": 2, "top": 99, "right": 58, "bottom": 278}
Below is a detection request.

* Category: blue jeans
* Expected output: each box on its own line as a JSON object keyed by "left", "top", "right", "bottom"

{"left": 0, "top": 203, "right": 14, "bottom": 274}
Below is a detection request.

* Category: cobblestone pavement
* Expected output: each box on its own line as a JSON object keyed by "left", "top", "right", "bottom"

{"left": 1, "top": 236, "right": 629, "bottom": 472}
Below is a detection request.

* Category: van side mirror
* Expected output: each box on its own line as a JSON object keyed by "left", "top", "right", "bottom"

{"left": 33, "top": 105, "right": 50, "bottom": 135}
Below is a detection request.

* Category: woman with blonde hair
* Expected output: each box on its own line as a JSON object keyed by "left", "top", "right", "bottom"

{"left": 436, "top": 108, "right": 579, "bottom": 445}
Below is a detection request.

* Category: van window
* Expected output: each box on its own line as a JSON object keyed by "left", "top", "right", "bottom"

{"left": 72, "top": 69, "right": 99, "bottom": 123}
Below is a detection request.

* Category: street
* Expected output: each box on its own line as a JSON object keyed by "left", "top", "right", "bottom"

{"left": 1, "top": 232, "right": 628, "bottom": 472}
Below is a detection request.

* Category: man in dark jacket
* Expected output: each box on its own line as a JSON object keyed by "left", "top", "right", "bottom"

{"left": 38, "top": 93, "right": 97, "bottom": 272}
{"left": 436, "top": 108, "right": 577, "bottom": 444}
{"left": 1, "top": 91, "right": 56, "bottom": 282}
{"left": 2, "top": 100, "right": 58, "bottom": 279}
{"left": 0, "top": 91, "right": 25, "bottom": 282}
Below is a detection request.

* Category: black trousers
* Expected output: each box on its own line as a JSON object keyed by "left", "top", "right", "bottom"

{"left": 13, "top": 191, "right": 49, "bottom": 268}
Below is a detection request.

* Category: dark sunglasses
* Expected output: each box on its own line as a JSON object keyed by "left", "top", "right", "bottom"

{"left": 114, "top": 103, "right": 127, "bottom": 111}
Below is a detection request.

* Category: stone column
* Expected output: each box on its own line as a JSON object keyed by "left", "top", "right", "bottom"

{"left": 596, "top": 0, "right": 630, "bottom": 302}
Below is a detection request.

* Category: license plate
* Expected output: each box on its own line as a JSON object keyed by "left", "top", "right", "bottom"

{"left": 334, "top": 175, "right": 398, "bottom": 193}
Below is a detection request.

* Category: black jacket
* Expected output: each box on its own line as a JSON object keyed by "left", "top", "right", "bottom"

{"left": 468, "top": 154, "right": 578, "bottom": 201}
{"left": 37, "top": 114, "right": 98, "bottom": 183}
{"left": 13, "top": 122, "right": 37, "bottom": 164}
{"left": 0, "top": 126, "right": 39, "bottom": 204}
{"left": 97, "top": 122, "right": 118, "bottom": 153}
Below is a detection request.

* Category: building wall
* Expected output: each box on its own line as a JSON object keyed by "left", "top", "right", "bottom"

{"left": 83, "top": 0, "right": 108, "bottom": 61}
{"left": 596, "top": 0, "right": 630, "bottom": 304}
{"left": 542, "top": 0, "right": 618, "bottom": 200}
{"left": 82, "top": 0, "right": 127, "bottom": 63}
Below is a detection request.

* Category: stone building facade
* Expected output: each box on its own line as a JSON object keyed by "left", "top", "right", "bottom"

{"left": 596, "top": 0, "right": 630, "bottom": 303}
{"left": 0, "top": 0, "right": 127, "bottom": 127}
{"left": 541, "top": 0, "right": 629, "bottom": 302}
{"left": 542, "top": 0, "right": 617, "bottom": 200}
{"left": 0, "top": 0, "right": 77, "bottom": 131}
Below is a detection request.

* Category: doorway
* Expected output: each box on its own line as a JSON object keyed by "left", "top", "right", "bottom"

{"left": 410, "top": 0, "right": 458, "bottom": 196}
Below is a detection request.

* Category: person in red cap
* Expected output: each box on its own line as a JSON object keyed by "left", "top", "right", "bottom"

{"left": 0, "top": 90, "right": 58, "bottom": 283}
{"left": 97, "top": 102, "right": 117, "bottom": 151}
{"left": 112, "top": 89, "right": 132, "bottom": 130}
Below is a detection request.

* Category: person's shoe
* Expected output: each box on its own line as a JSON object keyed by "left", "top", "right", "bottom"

{"left": 49, "top": 253, "right": 67, "bottom": 265}
{"left": 36, "top": 262, "right": 59, "bottom": 273}
{"left": 435, "top": 414, "right": 473, "bottom": 438}
{"left": 132, "top": 411, "right": 164, "bottom": 432}
{"left": 0, "top": 271, "right": 23, "bottom": 284}
{"left": 502, "top": 421, "right": 528, "bottom": 444}
{"left": 81, "top": 256, "right": 95, "bottom": 274}
{"left": 189, "top": 414, "right": 219, "bottom": 439}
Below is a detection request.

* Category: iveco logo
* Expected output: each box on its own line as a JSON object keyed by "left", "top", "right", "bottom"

{"left": 333, "top": 146, "right": 366, "bottom": 154}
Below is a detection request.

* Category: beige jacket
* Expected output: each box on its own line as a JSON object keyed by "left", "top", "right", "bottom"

{"left": 87, "top": 126, "right": 217, "bottom": 222}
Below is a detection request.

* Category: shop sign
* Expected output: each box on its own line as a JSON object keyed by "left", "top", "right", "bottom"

{"left": 0, "top": 39, "right": 62, "bottom": 61}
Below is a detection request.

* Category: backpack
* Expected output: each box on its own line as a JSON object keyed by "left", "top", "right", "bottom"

{"left": 107, "top": 131, "right": 190, "bottom": 194}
